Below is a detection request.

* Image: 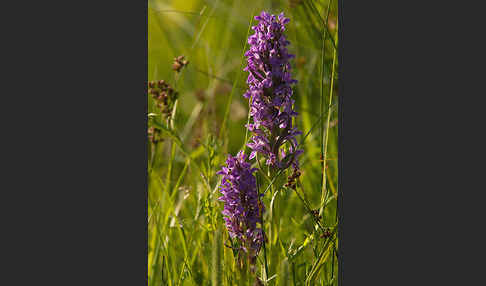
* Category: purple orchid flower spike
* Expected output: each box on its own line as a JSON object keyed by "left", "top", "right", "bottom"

{"left": 243, "top": 11, "right": 303, "bottom": 171}
{"left": 217, "top": 151, "right": 264, "bottom": 259}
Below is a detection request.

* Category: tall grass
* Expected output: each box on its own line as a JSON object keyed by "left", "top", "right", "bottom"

{"left": 148, "top": 0, "right": 339, "bottom": 285}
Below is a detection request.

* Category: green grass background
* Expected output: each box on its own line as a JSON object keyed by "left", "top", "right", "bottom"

{"left": 148, "top": 0, "right": 339, "bottom": 285}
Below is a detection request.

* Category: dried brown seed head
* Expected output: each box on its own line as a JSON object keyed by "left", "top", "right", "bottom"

{"left": 172, "top": 62, "right": 182, "bottom": 72}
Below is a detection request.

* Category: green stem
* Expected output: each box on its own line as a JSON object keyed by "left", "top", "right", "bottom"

{"left": 319, "top": 32, "right": 338, "bottom": 217}
{"left": 319, "top": 0, "right": 334, "bottom": 219}
{"left": 166, "top": 141, "right": 176, "bottom": 194}
{"left": 257, "top": 176, "right": 269, "bottom": 284}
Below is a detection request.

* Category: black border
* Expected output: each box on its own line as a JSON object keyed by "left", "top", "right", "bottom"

{"left": 10, "top": 0, "right": 148, "bottom": 284}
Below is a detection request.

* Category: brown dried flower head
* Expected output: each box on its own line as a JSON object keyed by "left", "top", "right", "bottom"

{"left": 172, "top": 55, "right": 189, "bottom": 73}
{"left": 147, "top": 80, "right": 179, "bottom": 119}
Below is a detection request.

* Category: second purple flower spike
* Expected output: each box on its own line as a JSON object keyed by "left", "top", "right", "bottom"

{"left": 217, "top": 151, "right": 264, "bottom": 259}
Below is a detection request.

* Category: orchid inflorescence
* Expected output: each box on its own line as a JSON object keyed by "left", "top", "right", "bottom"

{"left": 244, "top": 11, "right": 303, "bottom": 170}
{"left": 217, "top": 11, "right": 302, "bottom": 264}
{"left": 217, "top": 151, "right": 264, "bottom": 260}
